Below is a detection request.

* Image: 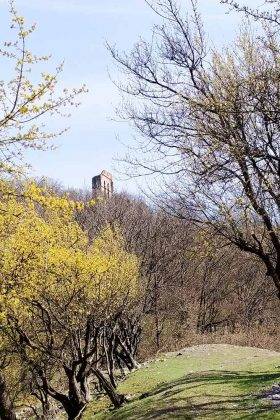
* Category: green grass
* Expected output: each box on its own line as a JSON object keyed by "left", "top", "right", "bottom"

{"left": 84, "top": 344, "right": 280, "bottom": 419}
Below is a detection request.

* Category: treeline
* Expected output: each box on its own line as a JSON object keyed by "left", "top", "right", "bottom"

{"left": 84, "top": 192, "right": 280, "bottom": 356}
{"left": 1, "top": 180, "right": 277, "bottom": 419}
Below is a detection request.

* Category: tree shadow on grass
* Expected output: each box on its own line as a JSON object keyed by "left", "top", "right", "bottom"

{"left": 147, "top": 370, "right": 280, "bottom": 397}
{"left": 107, "top": 370, "right": 280, "bottom": 419}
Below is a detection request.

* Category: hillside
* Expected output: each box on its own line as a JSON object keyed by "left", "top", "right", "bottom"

{"left": 84, "top": 344, "right": 280, "bottom": 419}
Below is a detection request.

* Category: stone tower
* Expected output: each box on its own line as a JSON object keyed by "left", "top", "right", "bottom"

{"left": 92, "top": 170, "right": 114, "bottom": 198}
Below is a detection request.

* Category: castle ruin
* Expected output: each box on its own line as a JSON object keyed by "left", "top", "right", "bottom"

{"left": 92, "top": 170, "right": 114, "bottom": 198}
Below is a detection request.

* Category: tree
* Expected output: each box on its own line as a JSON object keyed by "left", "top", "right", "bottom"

{"left": 221, "top": 0, "right": 280, "bottom": 26}
{"left": 0, "top": 374, "right": 16, "bottom": 420}
{"left": 83, "top": 192, "right": 193, "bottom": 350}
{"left": 0, "top": 1, "right": 86, "bottom": 415}
{"left": 0, "top": 1, "right": 86, "bottom": 175}
{"left": 185, "top": 231, "right": 270, "bottom": 334}
{"left": 109, "top": 0, "right": 280, "bottom": 300}
{"left": 0, "top": 182, "right": 140, "bottom": 419}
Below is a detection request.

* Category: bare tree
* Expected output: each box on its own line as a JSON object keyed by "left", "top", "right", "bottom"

{"left": 221, "top": 0, "right": 280, "bottom": 26}
{"left": 109, "top": 0, "right": 280, "bottom": 300}
{"left": 84, "top": 193, "right": 192, "bottom": 349}
{"left": 68, "top": 186, "right": 280, "bottom": 355}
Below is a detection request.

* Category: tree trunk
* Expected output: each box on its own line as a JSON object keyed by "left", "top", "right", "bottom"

{"left": 0, "top": 373, "right": 17, "bottom": 420}
{"left": 117, "top": 337, "right": 140, "bottom": 370}
{"left": 104, "top": 333, "right": 117, "bottom": 388}
{"left": 93, "top": 368, "right": 125, "bottom": 409}
{"left": 60, "top": 400, "right": 86, "bottom": 420}
{"left": 64, "top": 370, "right": 89, "bottom": 420}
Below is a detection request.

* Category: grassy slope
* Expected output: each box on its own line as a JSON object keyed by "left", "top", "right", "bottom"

{"left": 84, "top": 344, "right": 280, "bottom": 419}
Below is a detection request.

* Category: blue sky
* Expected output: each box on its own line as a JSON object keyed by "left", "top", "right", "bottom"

{"left": 0, "top": 0, "right": 257, "bottom": 193}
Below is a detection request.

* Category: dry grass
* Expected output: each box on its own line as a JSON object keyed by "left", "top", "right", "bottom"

{"left": 139, "top": 322, "right": 280, "bottom": 360}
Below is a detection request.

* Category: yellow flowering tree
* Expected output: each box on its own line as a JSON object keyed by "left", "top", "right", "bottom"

{"left": 0, "top": 1, "right": 86, "bottom": 416}
{"left": 0, "top": 182, "right": 140, "bottom": 419}
{"left": 0, "top": 1, "right": 86, "bottom": 175}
